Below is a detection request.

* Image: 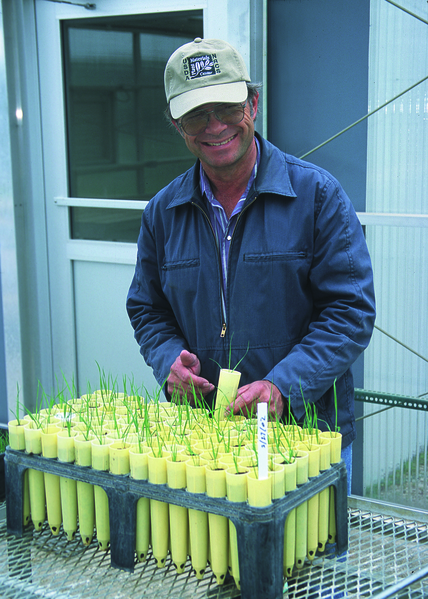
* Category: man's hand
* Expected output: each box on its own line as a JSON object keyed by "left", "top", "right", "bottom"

{"left": 167, "top": 350, "right": 215, "bottom": 405}
{"left": 225, "top": 380, "right": 285, "bottom": 420}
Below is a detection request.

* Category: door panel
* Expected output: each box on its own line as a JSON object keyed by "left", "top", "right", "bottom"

{"left": 73, "top": 260, "right": 155, "bottom": 395}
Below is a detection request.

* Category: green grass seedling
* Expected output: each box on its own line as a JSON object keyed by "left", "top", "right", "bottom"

{"left": 210, "top": 334, "right": 250, "bottom": 372}
{"left": 207, "top": 437, "right": 221, "bottom": 469}
{"left": 299, "top": 381, "right": 319, "bottom": 441}
{"left": 150, "top": 434, "right": 164, "bottom": 458}
{"left": 62, "top": 401, "right": 74, "bottom": 437}
{"left": 80, "top": 387, "right": 94, "bottom": 440}
{"left": 231, "top": 452, "right": 241, "bottom": 474}
{"left": 61, "top": 371, "right": 77, "bottom": 404}
{"left": 0, "top": 430, "right": 8, "bottom": 453}
{"left": 24, "top": 381, "right": 46, "bottom": 429}
{"left": 10, "top": 383, "right": 23, "bottom": 425}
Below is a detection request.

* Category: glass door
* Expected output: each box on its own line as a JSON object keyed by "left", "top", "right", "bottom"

{"left": 35, "top": 1, "right": 204, "bottom": 395}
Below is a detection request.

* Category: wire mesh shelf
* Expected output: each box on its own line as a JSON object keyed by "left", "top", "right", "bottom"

{"left": 0, "top": 499, "right": 427, "bottom": 598}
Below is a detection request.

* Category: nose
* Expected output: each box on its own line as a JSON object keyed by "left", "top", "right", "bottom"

{"left": 204, "top": 111, "right": 228, "bottom": 134}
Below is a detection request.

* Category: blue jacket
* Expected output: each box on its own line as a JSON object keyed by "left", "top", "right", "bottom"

{"left": 127, "top": 134, "right": 376, "bottom": 448}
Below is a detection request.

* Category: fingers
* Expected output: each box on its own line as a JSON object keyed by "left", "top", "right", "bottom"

{"left": 179, "top": 350, "right": 201, "bottom": 373}
{"left": 226, "top": 383, "right": 253, "bottom": 417}
{"left": 225, "top": 381, "right": 284, "bottom": 420}
{"left": 167, "top": 351, "right": 214, "bottom": 404}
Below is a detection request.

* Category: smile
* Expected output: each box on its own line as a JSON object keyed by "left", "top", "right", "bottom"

{"left": 204, "top": 135, "right": 236, "bottom": 147}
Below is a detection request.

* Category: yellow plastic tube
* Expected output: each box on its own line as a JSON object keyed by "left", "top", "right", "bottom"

{"left": 294, "top": 450, "right": 309, "bottom": 569}
{"left": 91, "top": 437, "right": 114, "bottom": 551}
{"left": 225, "top": 465, "right": 248, "bottom": 590}
{"left": 298, "top": 442, "right": 320, "bottom": 561}
{"left": 282, "top": 459, "right": 297, "bottom": 578}
{"left": 186, "top": 455, "right": 208, "bottom": 579}
{"left": 269, "top": 462, "right": 285, "bottom": 500}
{"left": 147, "top": 450, "right": 170, "bottom": 568}
{"left": 247, "top": 469, "right": 271, "bottom": 507}
{"left": 109, "top": 441, "right": 130, "bottom": 476}
{"left": 320, "top": 431, "right": 342, "bottom": 544}
{"left": 166, "top": 454, "right": 189, "bottom": 573}
{"left": 57, "top": 429, "right": 78, "bottom": 541}
{"left": 317, "top": 437, "right": 331, "bottom": 552}
{"left": 8, "top": 420, "right": 31, "bottom": 526}
{"left": 24, "top": 421, "right": 46, "bottom": 531}
{"left": 74, "top": 433, "right": 95, "bottom": 546}
{"left": 215, "top": 369, "right": 241, "bottom": 421}
{"left": 206, "top": 463, "right": 229, "bottom": 585}
{"left": 41, "top": 424, "right": 62, "bottom": 536}
{"left": 129, "top": 444, "right": 151, "bottom": 562}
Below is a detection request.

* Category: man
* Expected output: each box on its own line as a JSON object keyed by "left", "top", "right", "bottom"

{"left": 127, "top": 38, "right": 376, "bottom": 471}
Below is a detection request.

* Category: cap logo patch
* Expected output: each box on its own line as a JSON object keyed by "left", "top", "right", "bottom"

{"left": 184, "top": 54, "right": 220, "bottom": 80}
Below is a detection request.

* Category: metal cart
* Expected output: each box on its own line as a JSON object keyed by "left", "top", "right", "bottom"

{"left": 0, "top": 496, "right": 427, "bottom": 598}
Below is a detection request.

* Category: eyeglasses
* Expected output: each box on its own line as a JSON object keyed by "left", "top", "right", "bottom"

{"left": 178, "top": 100, "right": 248, "bottom": 136}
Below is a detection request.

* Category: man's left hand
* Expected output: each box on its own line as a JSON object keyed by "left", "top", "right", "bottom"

{"left": 225, "top": 380, "right": 285, "bottom": 420}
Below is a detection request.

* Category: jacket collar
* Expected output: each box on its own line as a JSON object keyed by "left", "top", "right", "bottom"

{"left": 253, "top": 133, "right": 296, "bottom": 198}
{"left": 166, "top": 132, "right": 297, "bottom": 210}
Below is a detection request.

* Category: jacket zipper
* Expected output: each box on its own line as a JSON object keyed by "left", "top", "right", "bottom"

{"left": 192, "top": 202, "right": 227, "bottom": 337}
{"left": 222, "top": 194, "right": 259, "bottom": 336}
{"left": 193, "top": 193, "right": 259, "bottom": 339}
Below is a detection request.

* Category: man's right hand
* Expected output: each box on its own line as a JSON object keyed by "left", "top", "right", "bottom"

{"left": 167, "top": 350, "right": 215, "bottom": 405}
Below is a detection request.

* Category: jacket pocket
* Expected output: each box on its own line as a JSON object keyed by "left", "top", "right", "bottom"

{"left": 162, "top": 258, "right": 200, "bottom": 271}
{"left": 243, "top": 251, "right": 307, "bottom": 262}
{"left": 161, "top": 257, "right": 201, "bottom": 297}
{"left": 234, "top": 250, "right": 311, "bottom": 345}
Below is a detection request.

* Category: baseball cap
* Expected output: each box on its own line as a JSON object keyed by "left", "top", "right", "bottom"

{"left": 164, "top": 38, "right": 251, "bottom": 119}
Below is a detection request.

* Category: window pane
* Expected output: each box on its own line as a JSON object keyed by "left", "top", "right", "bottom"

{"left": 70, "top": 207, "right": 142, "bottom": 243}
{"left": 62, "top": 11, "right": 203, "bottom": 241}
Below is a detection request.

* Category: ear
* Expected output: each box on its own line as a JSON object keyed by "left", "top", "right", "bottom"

{"left": 172, "top": 120, "right": 185, "bottom": 138}
{"left": 250, "top": 92, "right": 259, "bottom": 121}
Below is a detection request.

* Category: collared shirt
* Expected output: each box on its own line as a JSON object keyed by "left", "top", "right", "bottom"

{"left": 200, "top": 137, "right": 260, "bottom": 310}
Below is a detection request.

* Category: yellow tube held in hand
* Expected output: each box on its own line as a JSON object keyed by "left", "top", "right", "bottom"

{"left": 215, "top": 369, "right": 241, "bottom": 421}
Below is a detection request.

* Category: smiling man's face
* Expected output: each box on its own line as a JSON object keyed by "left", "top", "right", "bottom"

{"left": 178, "top": 94, "right": 258, "bottom": 176}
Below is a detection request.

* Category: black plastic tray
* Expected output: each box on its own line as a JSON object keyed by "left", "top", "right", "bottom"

{"left": 5, "top": 447, "right": 348, "bottom": 599}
